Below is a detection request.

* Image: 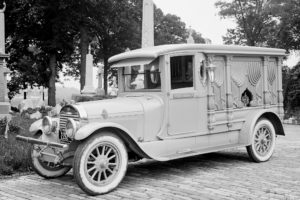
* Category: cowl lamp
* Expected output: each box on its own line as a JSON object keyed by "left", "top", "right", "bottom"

{"left": 207, "top": 63, "right": 216, "bottom": 83}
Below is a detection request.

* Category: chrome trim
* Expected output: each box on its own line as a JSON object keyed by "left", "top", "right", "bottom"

{"left": 42, "top": 116, "right": 53, "bottom": 135}
{"left": 65, "top": 118, "right": 77, "bottom": 138}
{"left": 72, "top": 104, "right": 88, "bottom": 119}
{"left": 59, "top": 105, "right": 81, "bottom": 143}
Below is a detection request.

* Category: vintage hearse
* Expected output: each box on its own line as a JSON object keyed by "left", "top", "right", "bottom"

{"left": 17, "top": 44, "right": 286, "bottom": 195}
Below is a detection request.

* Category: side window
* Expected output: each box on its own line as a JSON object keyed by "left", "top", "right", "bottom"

{"left": 170, "top": 56, "right": 193, "bottom": 90}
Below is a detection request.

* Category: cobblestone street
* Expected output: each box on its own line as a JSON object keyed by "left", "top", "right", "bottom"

{"left": 0, "top": 125, "right": 299, "bottom": 200}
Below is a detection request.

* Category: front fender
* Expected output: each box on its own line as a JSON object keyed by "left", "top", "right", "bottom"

{"left": 74, "top": 122, "right": 137, "bottom": 141}
{"left": 29, "top": 119, "right": 43, "bottom": 136}
{"left": 29, "top": 118, "right": 59, "bottom": 136}
{"left": 239, "top": 109, "right": 284, "bottom": 145}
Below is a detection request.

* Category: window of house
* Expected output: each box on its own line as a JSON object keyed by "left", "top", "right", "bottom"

{"left": 170, "top": 56, "right": 194, "bottom": 90}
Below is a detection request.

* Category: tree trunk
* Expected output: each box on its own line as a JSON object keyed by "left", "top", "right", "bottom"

{"left": 48, "top": 54, "right": 56, "bottom": 106}
{"left": 103, "top": 56, "right": 108, "bottom": 95}
{"left": 80, "top": 26, "right": 89, "bottom": 90}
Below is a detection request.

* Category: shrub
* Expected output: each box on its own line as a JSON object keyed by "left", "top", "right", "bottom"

{"left": 0, "top": 115, "right": 34, "bottom": 176}
{"left": 8, "top": 119, "right": 21, "bottom": 134}
{"left": 0, "top": 134, "right": 32, "bottom": 176}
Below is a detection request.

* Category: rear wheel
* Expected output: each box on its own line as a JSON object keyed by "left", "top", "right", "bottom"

{"left": 73, "top": 132, "right": 128, "bottom": 195}
{"left": 246, "top": 119, "right": 276, "bottom": 162}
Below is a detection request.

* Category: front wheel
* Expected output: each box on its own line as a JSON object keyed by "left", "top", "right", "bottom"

{"left": 246, "top": 119, "right": 276, "bottom": 162}
{"left": 73, "top": 132, "right": 128, "bottom": 195}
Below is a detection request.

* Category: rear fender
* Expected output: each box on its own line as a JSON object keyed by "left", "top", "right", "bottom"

{"left": 239, "top": 110, "right": 285, "bottom": 145}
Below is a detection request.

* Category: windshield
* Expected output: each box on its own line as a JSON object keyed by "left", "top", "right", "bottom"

{"left": 123, "top": 58, "right": 161, "bottom": 92}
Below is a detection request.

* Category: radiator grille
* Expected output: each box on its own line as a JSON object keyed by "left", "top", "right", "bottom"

{"left": 59, "top": 106, "right": 80, "bottom": 143}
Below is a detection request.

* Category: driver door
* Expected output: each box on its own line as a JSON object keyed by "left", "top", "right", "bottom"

{"left": 167, "top": 53, "right": 202, "bottom": 136}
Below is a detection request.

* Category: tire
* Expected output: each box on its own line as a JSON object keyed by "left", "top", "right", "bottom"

{"left": 73, "top": 132, "right": 128, "bottom": 195}
{"left": 29, "top": 135, "right": 71, "bottom": 178}
{"left": 246, "top": 119, "right": 276, "bottom": 162}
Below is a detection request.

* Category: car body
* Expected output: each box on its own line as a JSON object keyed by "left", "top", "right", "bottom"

{"left": 17, "top": 44, "right": 286, "bottom": 195}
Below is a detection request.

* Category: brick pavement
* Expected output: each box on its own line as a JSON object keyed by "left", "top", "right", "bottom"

{"left": 0, "top": 125, "right": 300, "bottom": 200}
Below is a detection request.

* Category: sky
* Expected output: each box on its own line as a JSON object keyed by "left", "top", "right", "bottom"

{"left": 153, "top": 0, "right": 235, "bottom": 44}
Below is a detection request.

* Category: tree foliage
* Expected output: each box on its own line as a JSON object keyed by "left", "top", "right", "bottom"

{"left": 5, "top": 0, "right": 76, "bottom": 105}
{"left": 270, "top": 0, "right": 300, "bottom": 50}
{"left": 215, "top": 0, "right": 279, "bottom": 46}
{"left": 283, "top": 63, "right": 300, "bottom": 115}
{"left": 155, "top": 11, "right": 187, "bottom": 45}
{"left": 216, "top": 0, "right": 300, "bottom": 50}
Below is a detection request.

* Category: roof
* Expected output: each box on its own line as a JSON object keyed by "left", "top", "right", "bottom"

{"left": 108, "top": 44, "right": 286, "bottom": 63}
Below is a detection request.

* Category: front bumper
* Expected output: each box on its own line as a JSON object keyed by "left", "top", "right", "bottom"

{"left": 16, "top": 135, "right": 69, "bottom": 149}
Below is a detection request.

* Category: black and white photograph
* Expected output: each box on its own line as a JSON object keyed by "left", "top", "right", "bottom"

{"left": 0, "top": 0, "right": 299, "bottom": 199}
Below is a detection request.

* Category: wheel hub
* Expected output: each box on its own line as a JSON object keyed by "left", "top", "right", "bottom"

{"left": 84, "top": 143, "right": 120, "bottom": 185}
{"left": 94, "top": 156, "right": 109, "bottom": 170}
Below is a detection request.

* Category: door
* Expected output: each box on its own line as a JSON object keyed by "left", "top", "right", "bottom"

{"left": 167, "top": 54, "right": 203, "bottom": 136}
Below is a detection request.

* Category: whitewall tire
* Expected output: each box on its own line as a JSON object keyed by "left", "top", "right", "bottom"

{"left": 73, "top": 132, "right": 128, "bottom": 195}
{"left": 246, "top": 119, "right": 276, "bottom": 162}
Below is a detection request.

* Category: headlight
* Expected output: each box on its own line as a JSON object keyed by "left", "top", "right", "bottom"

{"left": 65, "top": 118, "right": 78, "bottom": 139}
{"left": 42, "top": 116, "right": 52, "bottom": 135}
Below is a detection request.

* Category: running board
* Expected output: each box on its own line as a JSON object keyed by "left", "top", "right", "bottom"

{"left": 161, "top": 143, "right": 246, "bottom": 161}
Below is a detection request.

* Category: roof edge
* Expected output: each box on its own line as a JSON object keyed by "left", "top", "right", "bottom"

{"left": 108, "top": 44, "right": 286, "bottom": 64}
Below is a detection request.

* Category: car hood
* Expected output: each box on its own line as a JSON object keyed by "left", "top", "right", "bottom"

{"left": 74, "top": 97, "right": 145, "bottom": 119}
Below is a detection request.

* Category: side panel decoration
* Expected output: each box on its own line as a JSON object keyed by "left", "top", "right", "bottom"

{"left": 231, "top": 57, "right": 264, "bottom": 108}
{"left": 212, "top": 56, "right": 226, "bottom": 111}
{"left": 268, "top": 58, "right": 278, "bottom": 105}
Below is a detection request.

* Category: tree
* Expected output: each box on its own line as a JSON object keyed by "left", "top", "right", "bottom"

{"left": 155, "top": 11, "right": 187, "bottom": 45}
{"left": 65, "top": 0, "right": 97, "bottom": 90}
{"left": 268, "top": 0, "right": 300, "bottom": 50}
{"left": 215, "top": 0, "right": 279, "bottom": 46}
{"left": 6, "top": 0, "right": 77, "bottom": 105}
{"left": 216, "top": 0, "right": 300, "bottom": 50}
{"left": 191, "top": 29, "right": 207, "bottom": 44}
{"left": 283, "top": 63, "right": 300, "bottom": 114}
{"left": 85, "top": 0, "right": 141, "bottom": 94}
{"left": 5, "top": 0, "right": 48, "bottom": 99}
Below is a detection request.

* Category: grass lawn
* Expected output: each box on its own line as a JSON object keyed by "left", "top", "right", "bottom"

{"left": 0, "top": 115, "right": 36, "bottom": 176}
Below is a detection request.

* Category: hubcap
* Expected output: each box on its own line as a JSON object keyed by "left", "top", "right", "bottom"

{"left": 254, "top": 126, "right": 273, "bottom": 156}
{"left": 84, "top": 143, "right": 120, "bottom": 185}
